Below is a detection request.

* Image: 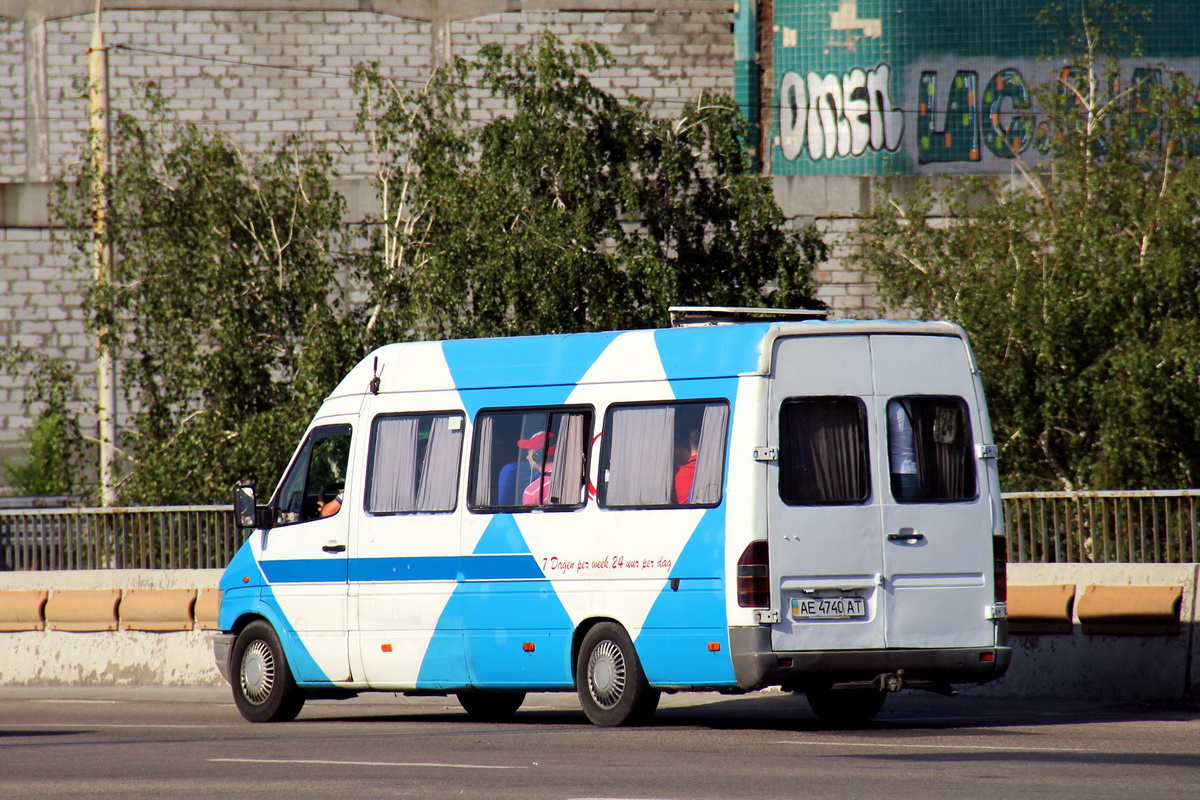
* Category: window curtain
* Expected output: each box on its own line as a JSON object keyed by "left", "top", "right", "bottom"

{"left": 547, "top": 412, "right": 586, "bottom": 505}
{"left": 690, "top": 404, "right": 729, "bottom": 504}
{"left": 415, "top": 416, "right": 463, "bottom": 512}
{"left": 604, "top": 406, "right": 674, "bottom": 505}
{"left": 910, "top": 400, "right": 974, "bottom": 501}
{"left": 781, "top": 400, "right": 866, "bottom": 505}
{"left": 472, "top": 415, "right": 495, "bottom": 507}
{"left": 368, "top": 416, "right": 420, "bottom": 513}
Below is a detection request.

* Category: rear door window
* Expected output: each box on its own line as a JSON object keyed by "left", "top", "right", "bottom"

{"left": 779, "top": 397, "right": 870, "bottom": 505}
{"left": 886, "top": 397, "right": 976, "bottom": 503}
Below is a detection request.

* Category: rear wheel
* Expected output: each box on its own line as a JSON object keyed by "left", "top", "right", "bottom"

{"left": 231, "top": 620, "right": 306, "bottom": 723}
{"left": 576, "top": 622, "right": 660, "bottom": 727}
{"left": 804, "top": 684, "right": 886, "bottom": 728}
{"left": 455, "top": 691, "right": 526, "bottom": 722}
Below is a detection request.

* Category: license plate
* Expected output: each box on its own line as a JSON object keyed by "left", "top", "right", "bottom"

{"left": 791, "top": 595, "right": 866, "bottom": 620}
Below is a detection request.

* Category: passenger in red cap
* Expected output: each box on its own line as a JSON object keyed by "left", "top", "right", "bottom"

{"left": 520, "top": 431, "right": 556, "bottom": 505}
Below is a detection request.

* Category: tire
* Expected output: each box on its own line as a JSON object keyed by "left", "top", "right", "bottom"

{"left": 804, "top": 684, "right": 886, "bottom": 728}
{"left": 231, "top": 620, "right": 306, "bottom": 723}
{"left": 455, "top": 691, "right": 526, "bottom": 722}
{"left": 576, "top": 622, "right": 661, "bottom": 727}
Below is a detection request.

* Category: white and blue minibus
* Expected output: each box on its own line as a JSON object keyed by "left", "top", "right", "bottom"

{"left": 214, "top": 307, "right": 1010, "bottom": 726}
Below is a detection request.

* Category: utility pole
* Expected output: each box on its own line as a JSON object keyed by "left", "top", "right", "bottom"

{"left": 89, "top": 0, "right": 118, "bottom": 507}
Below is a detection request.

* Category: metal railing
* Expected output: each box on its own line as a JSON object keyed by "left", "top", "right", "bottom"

{"left": 1002, "top": 490, "right": 1200, "bottom": 564}
{"left": 1, "top": 491, "right": 1198, "bottom": 570}
{"left": 0, "top": 506, "right": 240, "bottom": 571}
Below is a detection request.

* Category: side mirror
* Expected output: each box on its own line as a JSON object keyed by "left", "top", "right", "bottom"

{"left": 234, "top": 485, "right": 258, "bottom": 531}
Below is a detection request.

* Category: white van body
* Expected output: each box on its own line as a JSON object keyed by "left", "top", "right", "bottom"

{"left": 214, "top": 315, "right": 1010, "bottom": 725}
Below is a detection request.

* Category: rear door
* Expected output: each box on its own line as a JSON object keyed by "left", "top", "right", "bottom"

{"left": 871, "top": 334, "right": 996, "bottom": 648}
{"left": 766, "top": 335, "right": 887, "bottom": 652}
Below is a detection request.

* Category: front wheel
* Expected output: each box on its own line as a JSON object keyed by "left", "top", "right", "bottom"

{"left": 576, "top": 622, "right": 660, "bottom": 727}
{"left": 803, "top": 684, "right": 886, "bottom": 728}
{"left": 231, "top": 620, "right": 306, "bottom": 723}
{"left": 456, "top": 691, "right": 526, "bottom": 722}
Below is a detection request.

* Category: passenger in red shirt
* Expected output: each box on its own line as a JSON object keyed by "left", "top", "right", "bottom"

{"left": 674, "top": 429, "right": 699, "bottom": 504}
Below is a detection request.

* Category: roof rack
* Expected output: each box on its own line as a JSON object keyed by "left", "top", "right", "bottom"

{"left": 668, "top": 305, "right": 829, "bottom": 328}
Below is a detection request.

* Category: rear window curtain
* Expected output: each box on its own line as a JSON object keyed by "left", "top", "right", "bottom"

{"left": 779, "top": 398, "right": 869, "bottom": 505}
{"left": 887, "top": 397, "right": 976, "bottom": 503}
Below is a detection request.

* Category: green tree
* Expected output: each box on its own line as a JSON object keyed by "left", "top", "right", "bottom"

{"left": 853, "top": 1, "right": 1200, "bottom": 489}
{"left": 354, "top": 34, "right": 825, "bottom": 341}
{"left": 46, "top": 40, "right": 823, "bottom": 505}
{"left": 0, "top": 350, "right": 88, "bottom": 496}
{"left": 53, "top": 85, "right": 357, "bottom": 503}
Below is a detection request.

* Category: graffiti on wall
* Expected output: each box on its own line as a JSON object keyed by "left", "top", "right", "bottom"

{"left": 918, "top": 67, "right": 1035, "bottom": 163}
{"left": 777, "top": 64, "right": 904, "bottom": 161}
{"left": 779, "top": 62, "right": 1199, "bottom": 170}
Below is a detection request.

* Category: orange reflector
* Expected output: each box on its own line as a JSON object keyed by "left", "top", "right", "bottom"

{"left": 979, "top": 651, "right": 994, "bottom": 662}
{"left": 381, "top": 644, "right": 393, "bottom": 653}
{"left": 523, "top": 642, "right": 536, "bottom": 652}
{"left": 707, "top": 642, "right": 721, "bottom": 652}
{"left": 242, "top": 576, "right": 250, "bottom": 583}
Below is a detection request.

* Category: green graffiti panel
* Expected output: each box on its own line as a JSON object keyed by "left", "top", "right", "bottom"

{"left": 755, "top": 0, "right": 1200, "bottom": 176}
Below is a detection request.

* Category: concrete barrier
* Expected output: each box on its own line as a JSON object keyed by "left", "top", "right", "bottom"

{"left": 0, "top": 590, "right": 47, "bottom": 632}
{"left": 965, "top": 563, "right": 1200, "bottom": 702}
{"left": 0, "top": 570, "right": 221, "bottom": 686}
{"left": 0, "top": 565, "right": 1197, "bottom": 700}
{"left": 119, "top": 589, "right": 198, "bottom": 633}
{"left": 45, "top": 589, "right": 121, "bottom": 632}
{"left": 1007, "top": 584, "right": 1076, "bottom": 634}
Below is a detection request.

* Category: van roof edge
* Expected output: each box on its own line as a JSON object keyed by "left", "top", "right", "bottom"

{"left": 668, "top": 305, "right": 829, "bottom": 327}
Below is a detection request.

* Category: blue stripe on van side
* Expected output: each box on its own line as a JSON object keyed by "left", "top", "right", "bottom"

{"left": 260, "top": 554, "right": 544, "bottom": 584}
{"left": 259, "top": 558, "right": 347, "bottom": 585}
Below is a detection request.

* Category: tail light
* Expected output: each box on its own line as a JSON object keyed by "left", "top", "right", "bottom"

{"left": 737, "top": 540, "right": 770, "bottom": 608}
{"left": 993, "top": 536, "right": 1008, "bottom": 603}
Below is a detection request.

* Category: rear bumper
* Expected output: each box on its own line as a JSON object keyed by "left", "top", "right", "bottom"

{"left": 729, "top": 626, "right": 1011, "bottom": 691}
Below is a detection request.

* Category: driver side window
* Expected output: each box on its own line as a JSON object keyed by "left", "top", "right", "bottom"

{"left": 273, "top": 424, "right": 353, "bottom": 526}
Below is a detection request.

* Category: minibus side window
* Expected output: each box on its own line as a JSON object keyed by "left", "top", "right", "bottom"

{"left": 469, "top": 408, "right": 591, "bottom": 511}
{"left": 599, "top": 401, "right": 729, "bottom": 508}
{"left": 779, "top": 397, "right": 869, "bottom": 505}
{"left": 273, "top": 424, "right": 352, "bottom": 526}
{"left": 365, "top": 413, "right": 464, "bottom": 514}
{"left": 887, "top": 397, "right": 977, "bottom": 503}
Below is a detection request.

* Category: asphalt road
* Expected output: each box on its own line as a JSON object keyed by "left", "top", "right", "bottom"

{"left": 0, "top": 686, "right": 1197, "bottom": 799}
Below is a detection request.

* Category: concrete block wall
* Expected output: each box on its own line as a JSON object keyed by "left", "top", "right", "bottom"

{"left": 0, "top": 227, "right": 86, "bottom": 461}
{"left": 0, "top": 564, "right": 1196, "bottom": 699}
{"left": 8, "top": 7, "right": 734, "bottom": 184}
{"left": 0, "top": 4, "right": 747, "bottom": 475}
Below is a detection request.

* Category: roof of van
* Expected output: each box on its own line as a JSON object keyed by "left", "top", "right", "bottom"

{"left": 329, "top": 319, "right": 968, "bottom": 399}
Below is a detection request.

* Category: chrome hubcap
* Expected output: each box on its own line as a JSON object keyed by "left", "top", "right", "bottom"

{"left": 588, "top": 640, "right": 626, "bottom": 709}
{"left": 240, "top": 639, "right": 275, "bottom": 704}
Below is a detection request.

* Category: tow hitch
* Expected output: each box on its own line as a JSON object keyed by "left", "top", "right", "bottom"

{"left": 874, "top": 669, "right": 958, "bottom": 697}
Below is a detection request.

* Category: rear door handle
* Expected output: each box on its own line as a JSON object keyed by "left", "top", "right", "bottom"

{"left": 322, "top": 542, "right": 347, "bottom": 553}
{"left": 887, "top": 532, "right": 925, "bottom": 543}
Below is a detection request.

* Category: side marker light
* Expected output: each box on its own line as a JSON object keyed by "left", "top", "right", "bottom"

{"left": 381, "top": 644, "right": 393, "bottom": 653}
{"left": 707, "top": 642, "right": 721, "bottom": 652}
{"left": 523, "top": 642, "right": 536, "bottom": 652}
